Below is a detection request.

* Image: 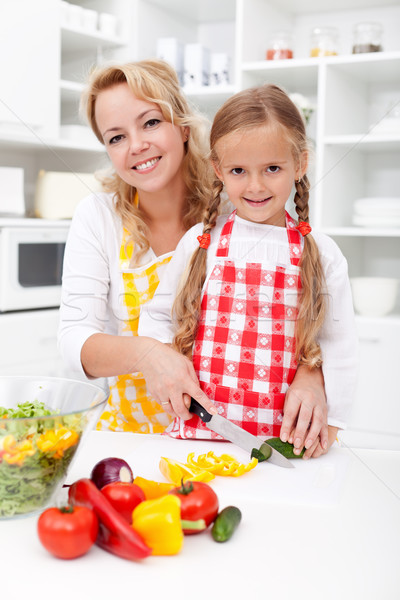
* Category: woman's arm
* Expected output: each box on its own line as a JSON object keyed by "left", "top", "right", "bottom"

{"left": 81, "top": 333, "right": 216, "bottom": 421}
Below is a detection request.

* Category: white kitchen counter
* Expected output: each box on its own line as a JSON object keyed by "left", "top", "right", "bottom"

{"left": 1, "top": 432, "right": 399, "bottom": 600}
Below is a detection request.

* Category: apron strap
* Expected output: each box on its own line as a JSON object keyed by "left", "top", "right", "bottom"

{"left": 216, "top": 211, "right": 236, "bottom": 257}
{"left": 216, "top": 210, "right": 304, "bottom": 266}
{"left": 285, "top": 212, "right": 303, "bottom": 267}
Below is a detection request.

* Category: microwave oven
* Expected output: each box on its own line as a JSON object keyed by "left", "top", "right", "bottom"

{"left": 0, "top": 219, "right": 70, "bottom": 312}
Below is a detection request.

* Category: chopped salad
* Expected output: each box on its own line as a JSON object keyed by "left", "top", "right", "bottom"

{"left": 0, "top": 400, "right": 84, "bottom": 518}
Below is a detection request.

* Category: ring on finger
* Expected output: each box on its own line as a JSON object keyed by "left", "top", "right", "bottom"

{"left": 161, "top": 401, "right": 170, "bottom": 406}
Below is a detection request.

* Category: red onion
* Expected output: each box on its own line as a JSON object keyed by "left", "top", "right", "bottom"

{"left": 90, "top": 457, "right": 134, "bottom": 489}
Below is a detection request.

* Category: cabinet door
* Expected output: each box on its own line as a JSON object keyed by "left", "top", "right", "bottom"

{"left": 0, "top": 0, "right": 60, "bottom": 139}
{"left": 340, "top": 318, "right": 400, "bottom": 450}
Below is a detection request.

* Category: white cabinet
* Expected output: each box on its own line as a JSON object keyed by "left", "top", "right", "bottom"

{"left": 0, "top": 0, "right": 59, "bottom": 140}
{"left": 339, "top": 316, "right": 400, "bottom": 450}
{"left": 0, "top": 309, "right": 65, "bottom": 377}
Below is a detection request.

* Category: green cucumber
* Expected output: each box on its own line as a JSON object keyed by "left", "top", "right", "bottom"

{"left": 265, "top": 437, "right": 305, "bottom": 458}
{"left": 211, "top": 506, "right": 242, "bottom": 543}
{"left": 251, "top": 442, "right": 272, "bottom": 462}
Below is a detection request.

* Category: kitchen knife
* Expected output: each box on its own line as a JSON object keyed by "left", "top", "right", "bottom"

{"left": 189, "top": 398, "right": 294, "bottom": 469}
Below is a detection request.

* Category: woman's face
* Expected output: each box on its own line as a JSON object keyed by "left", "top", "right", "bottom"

{"left": 213, "top": 125, "right": 306, "bottom": 227}
{"left": 95, "top": 82, "right": 188, "bottom": 196}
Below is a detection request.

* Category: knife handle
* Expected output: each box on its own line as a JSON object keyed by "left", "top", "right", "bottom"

{"left": 189, "top": 397, "right": 212, "bottom": 423}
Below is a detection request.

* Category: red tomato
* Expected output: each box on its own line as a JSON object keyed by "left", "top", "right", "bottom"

{"left": 169, "top": 481, "right": 219, "bottom": 535}
{"left": 37, "top": 505, "right": 98, "bottom": 559}
{"left": 100, "top": 482, "right": 145, "bottom": 523}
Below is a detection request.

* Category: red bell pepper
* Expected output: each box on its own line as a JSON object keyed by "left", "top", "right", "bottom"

{"left": 68, "top": 478, "right": 151, "bottom": 561}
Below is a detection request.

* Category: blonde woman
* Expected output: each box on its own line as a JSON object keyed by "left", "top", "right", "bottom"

{"left": 139, "top": 84, "right": 358, "bottom": 457}
{"left": 59, "top": 61, "right": 329, "bottom": 455}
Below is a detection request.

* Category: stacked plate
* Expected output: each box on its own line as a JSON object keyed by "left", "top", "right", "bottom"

{"left": 352, "top": 197, "right": 400, "bottom": 227}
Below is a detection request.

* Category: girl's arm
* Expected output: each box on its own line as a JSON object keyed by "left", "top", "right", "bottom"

{"left": 280, "top": 365, "right": 329, "bottom": 458}
{"left": 281, "top": 235, "right": 358, "bottom": 459}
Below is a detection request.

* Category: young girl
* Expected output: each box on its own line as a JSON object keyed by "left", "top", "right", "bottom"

{"left": 139, "top": 84, "right": 358, "bottom": 457}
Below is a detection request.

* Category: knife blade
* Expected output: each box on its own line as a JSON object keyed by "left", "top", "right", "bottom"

{"left": 189, "top": 398, "right": 294, "bottom": 469}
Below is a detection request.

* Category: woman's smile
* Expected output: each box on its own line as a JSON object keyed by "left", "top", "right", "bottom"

{"left": 132, "top": 156, "right": 161, "bottom": 172}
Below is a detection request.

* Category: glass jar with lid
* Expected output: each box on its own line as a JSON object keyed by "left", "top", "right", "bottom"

{"left": 310, "top": 26, "right": 338, "bottom": 57}
{"left": 353, "top": 22, "right": 383, "bottom": 54}
{"left": 266, "top": 31, "right": 293, "bottom": 60}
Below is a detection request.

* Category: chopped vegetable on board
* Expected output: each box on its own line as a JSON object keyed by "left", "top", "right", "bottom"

{"left": 159, "top": 457, "right": 215, "bottom": 486}
{"left": 186, "top": 451, "right": 258, "bottom": 477}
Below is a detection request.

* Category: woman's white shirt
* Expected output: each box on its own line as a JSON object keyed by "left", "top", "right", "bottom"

{"left": 58, "top": 192, "right": 160, "bottom": 377}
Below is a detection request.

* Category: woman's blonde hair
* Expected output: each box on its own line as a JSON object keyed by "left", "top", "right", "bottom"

{"left": 81, "top": 59, "right": 212, "bottom": 264}
{"left": 173, "top": 84, "right": 326, "bottom": 368}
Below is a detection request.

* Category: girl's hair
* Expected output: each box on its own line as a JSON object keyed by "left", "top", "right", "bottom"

{"left": 81, "top": 59, "right": 212, "bottom": 265}
{"left": 173, "top": 84, "right": 326, "bottom": 368}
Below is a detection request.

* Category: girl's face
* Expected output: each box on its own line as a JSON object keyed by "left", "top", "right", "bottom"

{"left": 213, "top": 125, "right": 307, "bottom": 227}
{"left": 95, "top": 82, "right": 188, "bottom": 196}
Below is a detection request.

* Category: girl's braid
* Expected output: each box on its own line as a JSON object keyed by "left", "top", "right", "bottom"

{"left": 294, "top": 175, "right": 310, "bottom": 222}
{"left": 203, "top": 179, "right": 224, "bottom": 233}
{"left": 172, "top": 179, "right": 224, "bottom": 358}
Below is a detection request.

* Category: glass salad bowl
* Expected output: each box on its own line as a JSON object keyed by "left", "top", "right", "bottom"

{"left": 0, "top": 376, "right": 107, "bottom": 519}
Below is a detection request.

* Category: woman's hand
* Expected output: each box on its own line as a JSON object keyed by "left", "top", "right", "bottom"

{"left": 136, "top": 340, "right": 217, "bottom": 421}
{"left": 280, "top": 365, "right": 328, "bottom": 458}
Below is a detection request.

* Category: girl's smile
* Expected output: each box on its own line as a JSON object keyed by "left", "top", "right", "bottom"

{"left": 213, "top": 125, "right": 306, "bottom": 227}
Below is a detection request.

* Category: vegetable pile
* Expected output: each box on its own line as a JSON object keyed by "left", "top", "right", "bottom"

{"left": 37, "top": 439, "right": 301, "bottom": 560}
{"left": 37, "top": 453, "right": 246, "bottom": 561}
{"left": 0, "top": 401, "right": 85, "bottom": 518}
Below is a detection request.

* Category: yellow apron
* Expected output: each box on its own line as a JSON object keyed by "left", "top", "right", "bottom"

{"left": 96, "top": 228, "right": 174, "bottom": 433}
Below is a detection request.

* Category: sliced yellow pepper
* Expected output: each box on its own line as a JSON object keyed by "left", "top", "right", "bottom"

{"left": 134, "top": 476, "right": 174, "bottom": 500}
{"left": 186, "top": 451, "right": 258, "bottom": 477}
{"left": 132, "top": 495, "right": 184, "bottom": 555}
{"left": 159, "top": 457, "right": 215, "bottom": 486}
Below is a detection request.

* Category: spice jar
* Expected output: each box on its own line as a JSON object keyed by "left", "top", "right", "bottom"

{"left": 266, "top": 32, "right": 293, "bottom": 60}
{"left": 352, "top": 22, "right": 383, "bottom": 54}
{"left": 310, "top": 26, "right": 338, "bottom": 57}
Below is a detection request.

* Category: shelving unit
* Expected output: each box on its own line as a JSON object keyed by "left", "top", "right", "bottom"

{"left": 0, "top": 0, "right": 399, "bottom": 446}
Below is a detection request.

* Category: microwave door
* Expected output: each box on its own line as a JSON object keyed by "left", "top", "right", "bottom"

{"left": 0, "top": 225, "right": 69, "bottom": 312}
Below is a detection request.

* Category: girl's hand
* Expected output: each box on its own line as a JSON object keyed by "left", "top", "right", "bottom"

{"left": 137, "top": 340, "right": 217, "bottom": 421}
{"left": 295, "top": 426, "right": 339, "bottom": 459}
{"left": 280, "top": 365, "right": 328, "bottom": 456}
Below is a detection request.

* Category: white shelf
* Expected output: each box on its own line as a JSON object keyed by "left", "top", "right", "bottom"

{"left": 142, "top": 0, "right": 236, "bottom": 22}
{"left": 323, "top": 134, "right": 400, "bottom": 152}
{"left": 0, "top": 132, "right": 104, "bottom": 154}
{"left": 242, "top": 59, "right": 319, "bottom": 88}
{"left": 60, "top": 79, "right": 85, "bottom": 101}
{"left": 323, "top": 227, "right": 400, "bottom": 237}
{"left": 321, "top": 51, "right": 400, "bottom": 82}
{"left": 61, "top": 25, "right": 126, "bottom": 52}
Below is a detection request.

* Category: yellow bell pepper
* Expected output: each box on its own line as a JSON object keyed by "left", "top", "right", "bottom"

{"left": 133, "top": 476, "right": 175, "bottom": 500}
{"left": 159, "top": 457, "right": 215, "bottom": 486}
{"left": 132, "top": 495, "right": 184, "bottom": 556}
{"left": 186, "top": 451, "right": 258, "bottom": 477}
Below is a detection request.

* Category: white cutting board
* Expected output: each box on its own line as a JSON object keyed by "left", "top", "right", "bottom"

{"left": 125, "top": 436, "right": 350, "bottom": 507}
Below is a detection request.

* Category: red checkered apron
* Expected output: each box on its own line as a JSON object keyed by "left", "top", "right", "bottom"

{"left": 167, "top": 210, "right": 303, "bottom": 440}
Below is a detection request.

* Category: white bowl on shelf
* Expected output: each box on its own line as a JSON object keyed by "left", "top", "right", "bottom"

{"left": 350, "top": 277, "right": 399, "bottom": 318}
